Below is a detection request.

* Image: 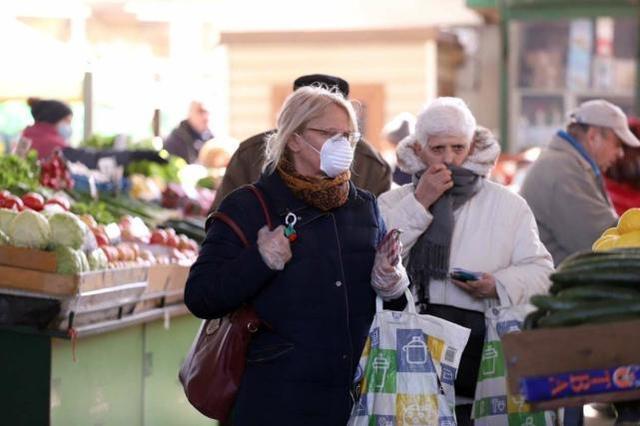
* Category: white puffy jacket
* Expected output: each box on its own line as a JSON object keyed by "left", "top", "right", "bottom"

{"left": 378, "top": 179, "right": 553, "bottom": 312}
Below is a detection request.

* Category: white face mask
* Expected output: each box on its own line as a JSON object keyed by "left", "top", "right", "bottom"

{"left": 302, "top": 134, "right": 354, "bottom": 177}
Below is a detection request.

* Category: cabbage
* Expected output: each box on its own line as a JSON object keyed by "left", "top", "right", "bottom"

{"left": 8, "top": 210, "right": 51, "bottom": 249}
{"left": 87, "top": 249, "right": 108, "bottom": 271}
{"left": 78, "top": 250, "right": 90, "bottom": 273}
{"left": 0, "top": 229, "right": 9, "bottom": 245}
{"left": 49, "top": 212, "right": 88, "bottom": 250}
{"left": 55, "top": 246, "right": 83, "bottom": 275}
{"left": 0, "top": 208, "right": 17, "bottom": 234}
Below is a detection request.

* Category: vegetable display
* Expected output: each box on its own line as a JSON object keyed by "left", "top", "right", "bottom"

{"left": 525, "top": 248, "right": 640, "bottom": 329}
{"left": 0, "top": 151, "right": 40, "bottom": 192}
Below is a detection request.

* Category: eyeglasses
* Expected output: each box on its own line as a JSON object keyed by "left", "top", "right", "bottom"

{"left": 305, "top": 127, "right": 361, "bottom": 144}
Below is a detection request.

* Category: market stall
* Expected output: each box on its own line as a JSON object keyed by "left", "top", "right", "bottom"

{"left": 499, "top": 210, "right": 640, "bottom": 422}
{"left": 0, "top": 147, "right": 215, "bottom": 425}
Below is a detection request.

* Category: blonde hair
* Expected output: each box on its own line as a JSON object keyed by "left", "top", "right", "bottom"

{"left": 263, "top": 85, "right": 358, "bottom": 173}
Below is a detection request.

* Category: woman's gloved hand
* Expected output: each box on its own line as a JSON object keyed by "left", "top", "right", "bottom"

{"left": 257, "top": 225, "right": 292, "bottom": 271}
{"left": 371, "top": 229, "right": 409, "bottom": 300}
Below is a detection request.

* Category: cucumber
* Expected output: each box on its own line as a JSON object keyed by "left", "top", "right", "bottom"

{"left": 550, "top": 281, "right": 640, "bottom": 295}
{"left": 529, "top": 295, "right": 585, "bottom": 311}
{"left": 559, "top": 249, "right": 640, "bottom": 271}
{"left": 523, "top": 309, "right": 547, "bottom": 330}
{"left": 557, "top": 285, "right": 640, "bottom": 302}
{"left": 558, "top": 250, "right": 600, "bottom": 266}
{"left": 559, "top": 258, "right": 640, "bottom": 274}
{"left": 536, "top": 301, "right": 640, "bottom": 328}
{"left": 550, "top": 271, "right": 640, "bottom": 286}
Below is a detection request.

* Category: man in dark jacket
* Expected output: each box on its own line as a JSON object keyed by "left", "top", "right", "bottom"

{"left": 164, "top": 100, "right": 213, "bottom": 163}
{"left": 208, "top": 74, "right": 392, "bottom": 213}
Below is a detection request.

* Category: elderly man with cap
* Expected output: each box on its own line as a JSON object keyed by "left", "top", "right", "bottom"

{"left": 207, "top": 74, "right": 391, "bottom": 213}
{"left": 521, "top": 99, "right": 640, "bottom": 266}
{"left": 22, "top": 97, "right": 73, "bottom": 159}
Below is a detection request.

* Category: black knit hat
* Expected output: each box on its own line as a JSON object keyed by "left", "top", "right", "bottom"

{"left": 293, "top": 74, "right": 350, "bottom": 98}
{"left": 27, "top": 98, "right": 72, "bottom": 124}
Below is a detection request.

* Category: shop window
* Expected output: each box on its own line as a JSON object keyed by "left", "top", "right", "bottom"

{"left": 509, "top": 17, "right": 638, "bottom": 151}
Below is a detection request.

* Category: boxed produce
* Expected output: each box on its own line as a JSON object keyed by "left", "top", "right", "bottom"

{"left": 503, "top": 209, "right": 640, "bottom": 409}
{"left": 0, "top": 148, "right": 201, "bottom": 328}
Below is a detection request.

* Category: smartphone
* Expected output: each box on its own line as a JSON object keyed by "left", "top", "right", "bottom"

{"left": 378, "top": 228, "right": 402, "bottom": 248}
{"left": 390, "top": 228, "right": 402, "bottom": 243}
{"left": 450, "top": 267, "right": 481, "bottom": 282}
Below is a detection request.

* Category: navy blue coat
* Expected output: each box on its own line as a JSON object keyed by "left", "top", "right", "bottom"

{"left": 184, "top": 171, "right": 386, "bottom": 426}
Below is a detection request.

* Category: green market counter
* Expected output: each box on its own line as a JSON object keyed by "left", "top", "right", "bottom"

{"left": 0, "top": 304, "right": 215, "bottom": 426}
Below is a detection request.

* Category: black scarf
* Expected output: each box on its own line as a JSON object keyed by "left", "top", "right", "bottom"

{"left": 407, "top": 165, "right": 482, "bottom": 306}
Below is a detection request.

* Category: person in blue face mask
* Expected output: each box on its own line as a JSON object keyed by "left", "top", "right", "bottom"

{"left": 22, "top": 97, "right": 73, "bottom": 159}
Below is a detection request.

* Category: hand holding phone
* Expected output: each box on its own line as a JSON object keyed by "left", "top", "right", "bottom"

{"left": 378, "top": 229, "right": 402, "bottom": 267}
{"left": 450, "top": 267, "right": 481, "bottom": 282}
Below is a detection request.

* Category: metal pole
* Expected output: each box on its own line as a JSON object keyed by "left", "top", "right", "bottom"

{"left": 83, "top": 71, "right": 93, "bottom": 142}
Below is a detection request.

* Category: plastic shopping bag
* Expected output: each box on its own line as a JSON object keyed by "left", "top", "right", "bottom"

{"left": 348, "top": 290, "right": 471, "bottom": 426}
{"left": 472, "top": 305, "right": 557, "bottom": 426}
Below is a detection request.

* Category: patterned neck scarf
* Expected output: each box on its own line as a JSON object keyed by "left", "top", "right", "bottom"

{"left": 276, "top": 154, "right": 350, "bottom": 211}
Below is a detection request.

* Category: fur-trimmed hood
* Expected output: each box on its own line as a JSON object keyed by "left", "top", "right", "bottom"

{"left": 396, "top": 125, "right": 501, "bottom": 177}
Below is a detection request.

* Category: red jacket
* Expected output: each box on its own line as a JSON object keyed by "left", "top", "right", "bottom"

{"left": 22, "top": 122, "right": 67, "bottom": 159}
{"left": 604, "top": 177, "right": 640, "bottom": 215}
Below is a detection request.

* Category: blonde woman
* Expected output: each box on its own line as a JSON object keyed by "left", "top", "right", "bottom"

{"left": 185, "top": 86, "right": 408, "bottom": 425}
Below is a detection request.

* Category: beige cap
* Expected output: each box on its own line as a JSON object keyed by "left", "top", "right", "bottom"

{"left": 569, "top": 100, "right": 640, "bottom": 147}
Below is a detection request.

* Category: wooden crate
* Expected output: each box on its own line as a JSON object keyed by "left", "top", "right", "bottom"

{"left": 133, "top": 264, "right": 174, "bottom": 313}
{"left": 164, "top": 263, "right": 189, "bottom": 305}
{"left": 0, "top": 264, "right": 149, "bottom": 330}
{"left": 0, "top": 245, "right": 57, "bottom": 272}
{"left": 502, "top": 319, "right": 640, "bottom": 410}
{"left": 0, "top": 264, "right": 148, "bottom": 296}
{"left": 132, "top": 263, "right": 190, "bottom": 313}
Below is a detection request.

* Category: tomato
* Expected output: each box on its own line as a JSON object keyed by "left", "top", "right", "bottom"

{"left": 0, "top": 195, "right": 24, "bottom": 211}
{"left": 94, "top": 232, "right": 109, "bottom": 247}
{"left": 166, "top": 234, "right": 179, "bottom": 248}
{"left": 149, "top": 229, "right": 168, "bottom": 245}
{"left": 45, "top": 197, "right": 70, "bottom": 211}
{"left": 21, "top": 192, "right": 44, "bottom": 211}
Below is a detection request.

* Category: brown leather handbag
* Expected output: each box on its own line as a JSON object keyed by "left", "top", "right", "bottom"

{"left": 179, "top": 184, "right": 272, "bottom": 421}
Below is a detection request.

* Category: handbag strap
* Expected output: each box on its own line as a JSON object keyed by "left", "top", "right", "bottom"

{"left": 208, "top": 212, "right": 250, "bottom": 248}
{"left": 246, "top": 184, "right": 273, "bottom": 230}
{"left": 205, "top": 184, "right": 272, "bottom": 246}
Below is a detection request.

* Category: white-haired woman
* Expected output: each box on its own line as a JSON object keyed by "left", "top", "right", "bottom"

{"left": 185, "top": 86, "right": 408, "bottom": 425}
{"left": 378, "top": 97, "right": 553, "bottom": 424}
